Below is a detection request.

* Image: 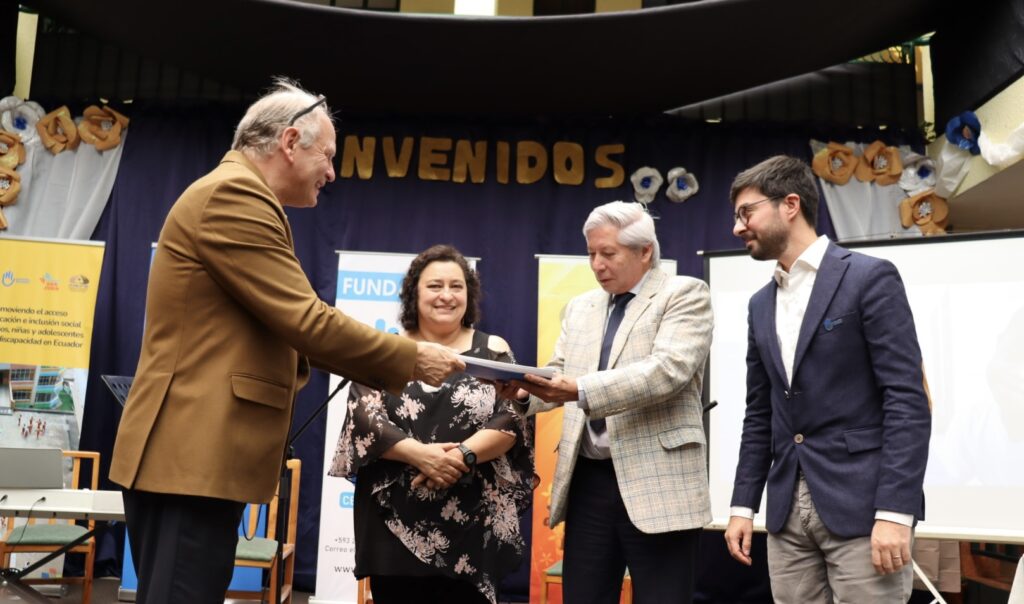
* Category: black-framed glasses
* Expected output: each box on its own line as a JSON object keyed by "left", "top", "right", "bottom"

{"left": 734, "top": 196, "right": 782, "bottom": 226}
{"left": 287, "top": 95, "right": 327, "bottom": 126}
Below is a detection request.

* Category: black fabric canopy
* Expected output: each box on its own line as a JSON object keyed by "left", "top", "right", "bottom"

{"left": 22, "top": 0, "right": 936, "bottom": 116}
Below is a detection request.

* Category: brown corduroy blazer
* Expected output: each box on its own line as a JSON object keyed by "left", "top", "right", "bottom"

{"left": 109, "top": 151, "right": 416, "bottom": 503}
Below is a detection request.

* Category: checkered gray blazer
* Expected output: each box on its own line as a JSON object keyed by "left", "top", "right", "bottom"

{"left": 527, "top": 267, "right": 714, "bottom": 533}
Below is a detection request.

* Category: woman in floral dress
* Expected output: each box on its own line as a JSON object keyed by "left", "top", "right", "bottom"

{"left": 329, "top": 244, "right": 534, "bottom": 604}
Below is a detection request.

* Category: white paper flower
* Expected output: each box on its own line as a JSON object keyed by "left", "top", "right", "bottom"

{"left": 0, "top": 96, "right": 45, "bottom": 145}
{"left": 630, "top": 166, "right": 663, "bottom": 204}
{"left": 979, "top": 123, "right": 1024, "bottom": 169}
{"left": 898, "top": 152, "right": 937, "bottom": 196}
{"left": 934, "top": 139, "right": 971, "bottom": 198}
{"left": 665, "top": 166, "right": 699, "bottom": 203}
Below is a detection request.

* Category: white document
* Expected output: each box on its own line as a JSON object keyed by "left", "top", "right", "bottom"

{"left": 458, "top": 355, "right": 556, "bottom": 382}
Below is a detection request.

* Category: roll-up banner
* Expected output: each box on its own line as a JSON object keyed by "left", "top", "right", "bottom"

{"left": 0, "top": 235, "right": 104, "bottom": 581}
{"left": 313, "top": 250, "right": 477, "bottom": 604}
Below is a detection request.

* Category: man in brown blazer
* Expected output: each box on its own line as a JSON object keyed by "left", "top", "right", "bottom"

{"left": 109, "top": 79, "right": 465, "bottom": 604}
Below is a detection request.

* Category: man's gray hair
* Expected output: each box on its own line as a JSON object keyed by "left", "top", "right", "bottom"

{"left": 231, "top": 77, "right": 334, "bottom": 157}
{"left": 582, "top": 200, "right": 661, "bottom": 266}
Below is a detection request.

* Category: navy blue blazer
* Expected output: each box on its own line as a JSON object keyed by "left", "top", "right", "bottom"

{"left": 730, "top": 242, "right": 931, "bottom": 538}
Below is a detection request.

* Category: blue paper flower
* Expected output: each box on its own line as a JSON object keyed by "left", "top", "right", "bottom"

{"left": 630, "top": 167, "right": 663, "bottom": 204}
{"left": 665, "top": 167, "right": 699, "bottom": 203}
{"left": 898, "top": 152, "right": 936, "bottom": 196}
{"left": 945, "top": 111, "right": 981, "bottom": 155}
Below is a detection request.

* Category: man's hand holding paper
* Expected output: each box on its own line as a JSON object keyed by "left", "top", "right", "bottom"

{"left": 509, "top": 372, "right": 578, "bottom": 405}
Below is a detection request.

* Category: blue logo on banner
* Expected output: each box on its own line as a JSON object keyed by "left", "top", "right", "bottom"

{"left": 337, "top": 270, "right": 405, "bottom": 302}
{"left": 340, "top": 492, "right": 355, "bottom": 509}
{"left": 374, "top": 319, "right": 400, "bottom": 334}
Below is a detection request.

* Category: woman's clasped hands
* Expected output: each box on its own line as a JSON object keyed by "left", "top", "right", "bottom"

{"left": 410, "top": 441, "right": 469, "bottom": 490}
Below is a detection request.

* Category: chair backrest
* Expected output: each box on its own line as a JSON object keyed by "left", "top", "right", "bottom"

{"left": 241, "top": 458, "right": 301, "bottom": 546}
{"left": 67, "top": 450, "right": 100, "bottom": 491}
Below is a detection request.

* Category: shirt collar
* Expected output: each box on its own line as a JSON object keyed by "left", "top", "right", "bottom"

{"left": 611, "top": 268, "right": 651, "bottom": 305}
{"left": 774, "top": 235, "right": 829, "bottom": 287}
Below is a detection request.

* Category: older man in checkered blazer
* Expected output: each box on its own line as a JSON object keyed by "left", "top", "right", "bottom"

{"left": 503, "top": 200, "right": 713, "bottom": 603}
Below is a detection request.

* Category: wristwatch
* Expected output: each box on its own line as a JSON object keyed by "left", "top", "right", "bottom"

{"left": 457, "top": 443, "right": 477, "bottom": 483}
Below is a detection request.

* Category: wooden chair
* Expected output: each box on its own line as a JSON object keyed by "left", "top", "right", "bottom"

{"left": 0, "top": 450, "right": 100, "bottom": 604}
{"left": 228, "top": 458, "right": 301, "bottom": 604}
{"left": 357, "top": 577, "right": 373, "bottom": 603}
{"left": 960, "top": 542, "right": 1020, "bottom": 597}
{"left": 541, "top": 559, "right": 632, "bottom": 604}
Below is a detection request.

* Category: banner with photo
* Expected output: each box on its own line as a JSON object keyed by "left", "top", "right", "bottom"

{"left": 314, "top": 251, "right": 478, "bottom": 603}
{"left": 529, "top": 255, "right": 676, "bottom": 604}
{"left": 0, "top": 235, "right": 104, "bottom": 447}
{"left": 0, "top": 235, "right": 104, "bottom": 580}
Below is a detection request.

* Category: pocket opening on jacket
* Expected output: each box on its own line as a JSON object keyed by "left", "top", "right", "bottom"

{"left": 658, "top": 425, "right": 706, "bottom": 450}
{"left": 843, "top": 425, "right": 883, "bottom": 453}
{"left": 231, "top": 374, "right": 290, "bottom": 409}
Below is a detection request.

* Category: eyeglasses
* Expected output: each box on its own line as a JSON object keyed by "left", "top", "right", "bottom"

{"left": 734, "top": 196, "right": 781, "bottom": 226}
{"left": 287, "top": 95, "right": 327, "bottom": 126}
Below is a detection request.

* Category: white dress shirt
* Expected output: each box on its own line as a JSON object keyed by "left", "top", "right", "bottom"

{"left": 731, "top": 236, "right": 912, "bottom": 527}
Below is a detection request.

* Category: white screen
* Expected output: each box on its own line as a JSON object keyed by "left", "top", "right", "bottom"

{"left": 706, "top": 234, "right": 1024, "bottom": 541}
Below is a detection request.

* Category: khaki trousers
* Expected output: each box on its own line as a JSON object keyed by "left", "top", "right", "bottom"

{"left": 767, "top": 475, "right": 913, "bottom": 604}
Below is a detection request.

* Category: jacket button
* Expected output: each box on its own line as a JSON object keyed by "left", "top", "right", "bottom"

{"left": 784, "top": 390, "right": 791, "bottom": 400}
{"left": 794, "top": 434, "right": 804, "bottom": 444}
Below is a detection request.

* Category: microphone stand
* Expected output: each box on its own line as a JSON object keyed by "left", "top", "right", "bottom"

{"left": 266, "top": 377, "right": 350, "bottom": 604}
{"left": 290, "top": 378, "right": 351, "bottom": 450}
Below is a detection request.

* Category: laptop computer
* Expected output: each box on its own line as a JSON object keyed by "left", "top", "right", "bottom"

{"left": 0, "top": 447, "right": 65, "bottom": 488}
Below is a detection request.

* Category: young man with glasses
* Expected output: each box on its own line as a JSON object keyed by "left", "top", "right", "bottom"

{"left": 110, "top": 78, "right": 464, "bottom": 604}
{"left": 723, "top": 155, "right": 931, "bottom": 603}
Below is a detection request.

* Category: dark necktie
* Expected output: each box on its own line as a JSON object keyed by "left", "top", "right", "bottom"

{"left": 590, "top": 292, "right": 635, "bottom": 432}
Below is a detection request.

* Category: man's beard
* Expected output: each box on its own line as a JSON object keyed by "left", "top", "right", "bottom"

{"left": 746, "top": 220, "right": 788, "bottom": 261}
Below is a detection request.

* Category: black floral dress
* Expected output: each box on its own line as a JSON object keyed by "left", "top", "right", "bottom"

{"left": 328, "top": 330, "right": 535, "bottom": 603}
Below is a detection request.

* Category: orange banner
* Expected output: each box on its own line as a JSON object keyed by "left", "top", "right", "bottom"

{"left": 530, "top": 256, "right": 597, "bottom": 604}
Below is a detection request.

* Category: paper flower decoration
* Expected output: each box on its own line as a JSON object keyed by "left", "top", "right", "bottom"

{"left": 899, "top": 189, "right": 949, "bottom": 236}
{"left": 78, "top": 105, "right": 130, "bottom": 151}
{"left": 37, "top": 105, "right": 80, "bottom": 155}
{"left": 898, "top": 152, "right": 937, "bottom": 196}
{"left": 630, "top": 166, "right": 663, "bottom": 204}
{"left": 855, "top": 140, "right": 903, "bottom": 186}
{"left": 0, "top": 96, "right": 45, "bottom": 144}
{"left": 979, "top": 121, "right": 1024, "bottom": 168}
{"left": 665, "top": 166, "right": 699, "bottom": 203}
{"left": 0, "top": 165, "right": 21, "bottom": 207}
{"left": 0, "top": 130, "right": 25, "bottom": 170}
{"left": 945, "top": 111, "right": 981, "bottom": 155}
{"left": 811, "top": 142, "right": 857, "bottom": 185}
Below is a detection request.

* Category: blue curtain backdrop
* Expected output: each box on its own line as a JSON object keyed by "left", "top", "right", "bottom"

{"left": 77, "top": 105, "right": 913, "bottom": 599}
